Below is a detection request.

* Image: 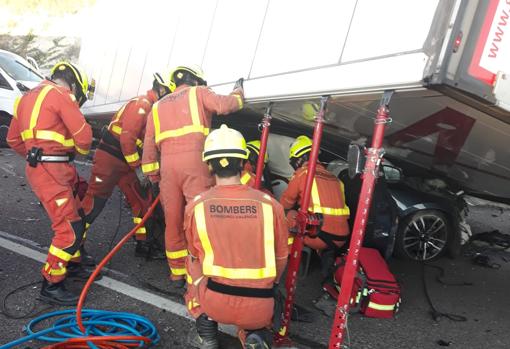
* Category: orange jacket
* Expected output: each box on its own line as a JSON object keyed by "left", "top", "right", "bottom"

{"left": 7, "top": 80, "right": 92, "bottom": 157}
{"left": 184, "top": 184, "right": 288, "bottom": 290}
{"left": 107, "top": 90, "right": 158, "bottom": 168}
{"left": 280, "top": 163, "right": 350, "bottom": 236}
{"left": 141, "top": 85, "right": 243, "bottom": 176}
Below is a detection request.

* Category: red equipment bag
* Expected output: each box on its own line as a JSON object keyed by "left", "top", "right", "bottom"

{"left": 324, "top": 247, "right": 400, "bottom": 318}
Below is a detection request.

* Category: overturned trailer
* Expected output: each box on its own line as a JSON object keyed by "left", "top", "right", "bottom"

{"left": 81, "top": 0, "right": 510, "bottom": 202}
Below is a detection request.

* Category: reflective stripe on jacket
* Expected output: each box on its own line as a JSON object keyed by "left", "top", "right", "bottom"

{"left": 6, "top": 80, "right": 91, "bottom": 156}
{"left": 106, "top": 90, "right": 157, "bottom": 168}
{"left": 280, "top": 163, "right": 350, "bottom": 236}
{"left": 184, "top": 184, "right": 288, "bottom": 290}
{"left": 141, "top": 85, "right": 243, "bottom": 176}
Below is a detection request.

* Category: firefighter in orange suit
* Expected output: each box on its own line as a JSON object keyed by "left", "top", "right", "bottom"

{"left": 281, "top": 135, "right": 350, "bottom": 252}
{"left": 141, "top": 65, "right": 244, "bottom": 287}
{"left": 184, "top": 125, "right": 288, "bottom": 349}
{"left": 6, "top": 61, "right": 93, "bottom": 305}
{"left": 81, "top": 73, "right": 171, "bottom": 259}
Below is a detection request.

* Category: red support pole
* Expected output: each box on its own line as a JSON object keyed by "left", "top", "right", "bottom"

{"left": 328, "top": 91, "right": 393, "bottom": 348}
{"left": 275, "top": 97, "right": 329, "bottom": 346}
{"left": 255, "top": 103, "right": 273, "bottom": 189}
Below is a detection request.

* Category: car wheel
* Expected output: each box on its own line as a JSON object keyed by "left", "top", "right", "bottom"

{"left": 395, "top": 210, "right": 450, "bottom": 261}
{"left": 0, "top": 113, "right": 11, "bottom": 148}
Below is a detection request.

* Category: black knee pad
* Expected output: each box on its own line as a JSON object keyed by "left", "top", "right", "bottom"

{"left": 63, "top": 219, "right": 87, "bottom": 256}
{"left": 196, "top": 313, "right": 218, "bottom": 340}
{"left": 85, "top": 196, "right": 108, "bottom": 224}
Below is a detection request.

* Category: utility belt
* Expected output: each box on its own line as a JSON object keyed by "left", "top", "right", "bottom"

{"left": 317, "top": 230, "right": 349, "bottom": 251}
{"left": 97, "top": 128, "right": 125, "bottom": 163}
{"left": 26, "top": 147, "right": 74, "bottom": 167}
{"left": 207, "top": 278, "right": 273, "bottom": 298}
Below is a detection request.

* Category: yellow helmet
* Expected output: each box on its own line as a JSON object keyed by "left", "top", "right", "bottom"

{"left": 289, "top": 135, "right": 313, "bottom": 159}
{"left": 203, "top": 124, "right": 248, "bottom": 162}
{"left": 246, "top": 140, "right": 269, "bottom": 163}
{"left": 153, "top": 71, "right": 172, "bottom": 90}
{"left": 169, "top": 64, "right": 206, "bottom": 92}
{"left": 302, "top": 102, "right": 320, "bottom": 121}
{"left": 50, "top": 61, "right": 89, "bottom": 100}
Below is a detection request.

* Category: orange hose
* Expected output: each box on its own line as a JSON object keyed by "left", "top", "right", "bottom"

{"left": 58, "top": 195, "right": 161, "bottom": 348}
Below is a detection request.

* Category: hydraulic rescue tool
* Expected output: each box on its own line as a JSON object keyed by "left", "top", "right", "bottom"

{"left": 328, "top": 91, "right": 393, "bottom": 348}
{"left": 274, "top": 96, "right": 329, "bottom": 347}
{"left": 254, "top": 102, "right": 273, "bottom": 189}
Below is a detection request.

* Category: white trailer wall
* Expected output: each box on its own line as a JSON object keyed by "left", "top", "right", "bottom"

{"left": 80, "top": 0, "right": 443, "bottom": 115}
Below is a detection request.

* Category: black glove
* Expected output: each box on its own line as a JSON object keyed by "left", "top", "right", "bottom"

{"left": 233, "top": 77, "right": 244, "bottom": 90}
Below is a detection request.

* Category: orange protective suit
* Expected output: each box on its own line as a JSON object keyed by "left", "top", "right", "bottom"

{"left": 141, "top": 85, "right": 243, "bottom": 280}
{"left": 184, "top": 184, "right": 288, "bottom": 334}
{"left": 7, "top": 80, "right": 92, "bottom": 283}
{"left": 81, "top": 90, "right": 158, "bottom": 240}
{"left": 281, "top": 163, "right": 350, "bottom": 250}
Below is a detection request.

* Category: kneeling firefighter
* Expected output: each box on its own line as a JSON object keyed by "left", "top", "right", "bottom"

{"left": 184, "top": 125, "right": 288, "bottom": 349}
{"left": 6, "top": 61, "right": 93, "bottom": 305}
{"left": 281, "top": 135, "right": 351, "bottom": 273}
{"left": 81, "top": 72, "right": 172, "bottom": 259}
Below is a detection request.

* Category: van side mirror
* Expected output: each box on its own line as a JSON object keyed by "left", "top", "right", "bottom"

{"left": 347, "top": 143, "right": 365, "bottom": 179}
{"left": 382, "top": 165, "right": 402, "bottom": 183}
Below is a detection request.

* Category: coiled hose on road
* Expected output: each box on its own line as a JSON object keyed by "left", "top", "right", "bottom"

{"left": 0, "top": 196, "right": 162, "bottom": 349}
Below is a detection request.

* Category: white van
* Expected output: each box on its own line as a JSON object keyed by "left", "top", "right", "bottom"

{"left": 0, "top": 49, "right": 44, "bottom": 147}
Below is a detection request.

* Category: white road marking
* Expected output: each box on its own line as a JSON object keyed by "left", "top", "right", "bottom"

{"left": 0, "top": 233, "right": 238, "bottom": 338}
{"left": 0, "top": 164, "right": 16, "bottom": 176}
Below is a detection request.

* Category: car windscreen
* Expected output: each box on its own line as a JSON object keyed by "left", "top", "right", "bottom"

{"left": 0, "top": 54, "right": 43, "bottom": 82}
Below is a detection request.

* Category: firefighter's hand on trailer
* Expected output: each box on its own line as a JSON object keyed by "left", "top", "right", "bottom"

{"left": 233, "top": 77, "right": 244, "bottom": 91}
{"left": 135, "top": 167, "right": 150, "bottom": 188}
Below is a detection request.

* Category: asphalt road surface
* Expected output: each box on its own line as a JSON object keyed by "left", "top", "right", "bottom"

{"left": 1, "top": 148, "right": 509, "bottom": 349}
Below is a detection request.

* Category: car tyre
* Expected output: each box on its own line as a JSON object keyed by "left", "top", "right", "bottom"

{"left": 395, "top": 210, "right": 450, "bottom": 261}
{"left": 0, "top": 113, "right": 11, "bottom": 148}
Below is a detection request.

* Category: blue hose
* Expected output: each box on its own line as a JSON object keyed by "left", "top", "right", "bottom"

{"left": 0, "top": 308, "right": 160, "bottom": 349}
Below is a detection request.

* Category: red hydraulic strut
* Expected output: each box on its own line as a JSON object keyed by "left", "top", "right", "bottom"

{"left": 328, "top": 90, "right": 393, "bottom": 348}
{"left": 254, "top": 102, "right": 273, "bottom": 189}
{"left": 275, "top": 96, "right": 329, "bottom": 346}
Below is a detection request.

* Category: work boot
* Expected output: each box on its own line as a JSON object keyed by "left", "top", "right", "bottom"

{"left": 245, "top": 329, "right": 272, "bottom": 349}
{"left": 188, "top": 329, "right": 220, "bottom": 349}
{"left": 80, "top": 247, "right": 96, "bottom": 267}
{"left": 40, "top": 279, "right": 79, "bottom": 306}
{"left": 169, "top": 277, "right": 186, "bottom": 289}
{"left": 190, "top": 314, "right": 219, "bottom": 349}
{"left": 67, "top": 262, "right": 102, "bottom": 281}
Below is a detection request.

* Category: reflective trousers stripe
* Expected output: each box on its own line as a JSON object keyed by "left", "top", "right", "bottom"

{"left": 49, "top": 244, "right": 72, "bottom": 262}
{"left": 166, "top": 249, "right": 189, "bottom": 259}
{"left": 171, "top": 267, "right": 187, "bottom": 276}
{"left": 125, "top": 152, "right": 140, "bottom": 163}
{"left": 142, "top": 162, "right": 159, "bottom": 174}
{"left": 44, "top": 262, "right": 66, "bottom": 276}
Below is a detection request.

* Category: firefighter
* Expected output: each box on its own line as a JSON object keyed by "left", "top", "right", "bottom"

{"left": 81, "top": 72, "right": 172, "bottom": 259}
{"left": 141, "top": 65, "right": 244, "bottom": 287}
{"left": 281, "top": 135, "right": 350, "bottom": 266}
{"left": 240, "top": 140, "right": 275, "bottom": 199}
{"left": 184, "top": 125, "right": 288, "bottom": 349}
{"left": 6, "top": 61, "right": 93, "bottom": 305}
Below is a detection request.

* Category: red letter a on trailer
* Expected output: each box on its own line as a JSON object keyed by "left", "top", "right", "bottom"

{"left": 387, "top": 108, "right": 475, "bottom": 165}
